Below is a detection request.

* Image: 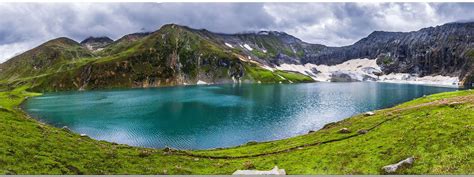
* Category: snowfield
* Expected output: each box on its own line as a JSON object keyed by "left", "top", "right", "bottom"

{"left": 270, "top": 58, "right": 460, "bottom": 87}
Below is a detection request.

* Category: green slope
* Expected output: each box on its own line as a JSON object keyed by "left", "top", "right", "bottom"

{"left": 0, "top": 37, "right": 94, "bottom": 82}
{"left": 1, "top": 85, "right": 472, "bottom": 174}
{"left": 0, "top": 24, "right": 313, "bottom": 92}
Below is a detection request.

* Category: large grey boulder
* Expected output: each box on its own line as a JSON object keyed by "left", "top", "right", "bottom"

{"left": 382, "top": 157, "right": 415, "bottom": 173}
{"left": 233, "top": 166, "right": 286, "bottom": 175}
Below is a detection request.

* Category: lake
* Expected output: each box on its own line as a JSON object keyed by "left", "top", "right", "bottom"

{"left": 24, "top": 82, "right": 457, "bottom": 149}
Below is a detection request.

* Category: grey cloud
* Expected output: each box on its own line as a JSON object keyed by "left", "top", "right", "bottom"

{"left": 0, "top": 2, "right": 473, "bottom": 63}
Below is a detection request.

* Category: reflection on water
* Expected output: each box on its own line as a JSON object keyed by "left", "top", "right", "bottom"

{"left": 25, "top": 82, "right": 456, "bottom": 149}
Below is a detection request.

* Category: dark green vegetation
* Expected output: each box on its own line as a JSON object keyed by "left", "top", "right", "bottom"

{"left": 0, "top": 24, "right": 314, "bottom": 92}
{"left": 1, "top": 86, "right": 472, "bottom": 174}
{"left": 1, "top": 22, "right": 473, "bottom": 90}
{"left": 0, "top": 22, "right": 473, "bottom": 174}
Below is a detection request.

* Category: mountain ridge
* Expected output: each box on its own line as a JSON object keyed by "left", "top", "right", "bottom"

{"left": 1, "top": 22, "right": 473, "bottom": 89}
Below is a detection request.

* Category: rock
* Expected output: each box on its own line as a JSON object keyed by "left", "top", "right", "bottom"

{"left": 448, "top": 102, "right": 462, "bottom": 107}
{"left": 357, "top": 129, "right": 368, "bottom": 134}
{"left": 364, "top": 111, "right": 375, "bottom": 116}
{"left": 330, "top": 71, "right": 360, "bottom": 82}
{"left": 163, "top": 147, "right": 173, "bottom": 152}
{"left": 80, "top": 134, "right": 87, "bottom": 137}
{"left": 233, "top": 166, "right": 286, "bottom": 175}
{"left": 382, "top": 157, "right": 415, "bottom": 173}
{"left": 308, "top": 130, "right": 315, "bottom": 134}
{"left": 61, "top": 126, "right": 72, "bottom": 132}
{"left": 80, "top": 36, "right": 113, "bottom": 51}
{"left": 338, "top": 128, "right": 351, "bottom": 134}
{"left": 322, "top": 122, "right": 337, "bottom": 129}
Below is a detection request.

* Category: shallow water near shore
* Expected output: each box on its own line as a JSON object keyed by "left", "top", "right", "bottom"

{"left": 24, "top": 82, "right": 456, "bottom": 149}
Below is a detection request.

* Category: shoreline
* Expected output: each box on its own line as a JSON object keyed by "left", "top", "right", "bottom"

{"left": 2, "top": 85, "right": 473, "bottom": 174}
{"left": 18, "top": 82, "right": 459, "bottom": 150}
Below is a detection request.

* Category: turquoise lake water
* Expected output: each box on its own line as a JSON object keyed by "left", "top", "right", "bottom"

{"left": 24, "top": 82, "right": 456, "bottom": 149}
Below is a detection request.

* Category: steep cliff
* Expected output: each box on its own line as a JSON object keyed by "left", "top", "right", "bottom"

{"left": 302, "top": 22, "right": 474, "bottom": 86}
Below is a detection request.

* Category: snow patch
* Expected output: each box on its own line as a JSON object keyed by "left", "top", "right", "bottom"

{"left": 196, "top": 80, "right": 208, "bottom": 85}
{"left": 225, "top": 43, "right": 233, "bottom": 48}
{"left": 274, "top": 58, "right": 460, "bottom": 87}
{"left": 276, "top": 74, "right": 286, "bottom": 80}
{"left": 379, "top": 74, "right": 459, "bottom": 87}
{"left": 243, "top": 44, "right": 253, "bottom": 51}
{"left": 260, "top": 64, "right": 274, "bottom": 71}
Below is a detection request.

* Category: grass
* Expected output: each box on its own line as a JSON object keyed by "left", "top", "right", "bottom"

{"left": 0, "top": 84, "right": 473, "bottom": 174}
{"left": 243, "top": 64, "right": 313, "bottom": 83}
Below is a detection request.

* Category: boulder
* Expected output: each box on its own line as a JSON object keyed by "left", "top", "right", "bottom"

{"left": 308, "top": 130, "right": 315, "bottom": 134}
{"left": 80, "top": 134, "right": 88, "bottom": 137}
{"left": 61, "top": 126, "right": 72, "bottom": 132}
{"left": 233, "top": 166, "right": 286, "bottom": 175}
{"left": 382, "top": 157, "right": 414, "bottom": 173}
{"left": 364, "top": 111, "right": 375, "bottom": 116}
{"left": 448, "top": 102, "right": 462, "bottom": 107}
{"left": 330, "top": 71, "right": 360, "bottom": 82}
{"left": 357, "top": 129, "right": 368, "bottom": 134}
{"left": 338, "top": 128, "right": 351, "bottom": 134}
{"left": 322, "top": 122, "right": 337, "bottom": 129}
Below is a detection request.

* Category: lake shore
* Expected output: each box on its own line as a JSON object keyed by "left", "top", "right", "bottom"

{"left": 1, "top": 84, "right": 473, "bottom": 174}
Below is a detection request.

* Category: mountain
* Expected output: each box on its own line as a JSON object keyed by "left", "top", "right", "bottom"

{"left": 80, "top": 36, "right": 114, "bottom": 51}
{"left": 0, "top": 37, "right": 93, "bottom": 83}
{"left": 0, "top": 22, "right": 473, "bottom": 91}
{"left": 303, "top": 22, "right": 474, "bottom": 86}
{"left": 0, "top": 24, "right": 313, "bottom": 91}
{"left": 188, "top": 28, "right": 326, "bottom": 65}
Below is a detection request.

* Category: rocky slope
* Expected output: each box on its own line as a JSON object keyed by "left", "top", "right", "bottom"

{"left": 0, "top": 22, "right": 473, "bottom": 90}
{"left": 80, "top": 36, "right": 113, "bottom": 51}
{"left": 0, "top": 37, "right": 93, "bottom": 83}
{"left": 0, "top": 24, "right": 312, "bottom": 91}
{"left": 303, "top": 22, "right": 474, "bottom": 86}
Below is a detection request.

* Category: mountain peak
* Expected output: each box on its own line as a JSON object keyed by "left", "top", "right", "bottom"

{"left": 117, "top": 32, "right": 152, "bottom": 43}
{"left": 80, "top": 36, "right": 113, "bottom": 51}
{"left": 43, "top": 37, "right": 79, "bottom": 47}
{"left": 80, "top": 36, "right": 113, "bottom": 44}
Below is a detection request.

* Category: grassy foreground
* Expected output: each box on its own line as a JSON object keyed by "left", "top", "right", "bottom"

{"left": 0, "top": 86, "right": 473, "bottom": 174}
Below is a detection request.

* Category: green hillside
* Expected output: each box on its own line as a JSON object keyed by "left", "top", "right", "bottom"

{"left": 0, "top": 24, "right": 313, "bottom": 92}
{"left": 0, "top": 86, "right": 472, "bottom": 174}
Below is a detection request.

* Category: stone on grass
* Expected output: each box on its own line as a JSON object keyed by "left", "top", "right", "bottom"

{"left": 382, "top": 156, "right": 414, "bottom": 173}
{"left": 448, "top": 102, "right": 462, "bottom": 107}
{"left": 233, "top": 166, "right": 286, "bottom": 175}
{"left": 80, "top": 134, "right": 87, "bottom": 137}
{"left": 357, "top": 129, "right": 368, "bottom": 134}
{"left": 338, "top": 128, "right": 351, "bottom": 134}
{"left": 308, "top": 130, "right": 315, "bottom": 134}
{"left": 364, "top": 111, "right": 375, "bottom": 116}
{"left": 322, "top": 122, "right": 337, "bottom": 129}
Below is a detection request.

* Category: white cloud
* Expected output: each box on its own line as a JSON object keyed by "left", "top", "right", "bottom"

{"left": 0, "top": 3, "right": 473, "bottom": 63}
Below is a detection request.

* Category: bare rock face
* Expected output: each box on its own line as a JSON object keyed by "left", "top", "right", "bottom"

{"left": 80, "top": 36, "right": 113, "bottom": 51}
{"left": 303, "top": 22, "right": 474, "bottom": 87}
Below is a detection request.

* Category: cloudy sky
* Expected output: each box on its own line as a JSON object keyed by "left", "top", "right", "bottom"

{"left": 1, "top": 2, "right": 474, "bottom": 63}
